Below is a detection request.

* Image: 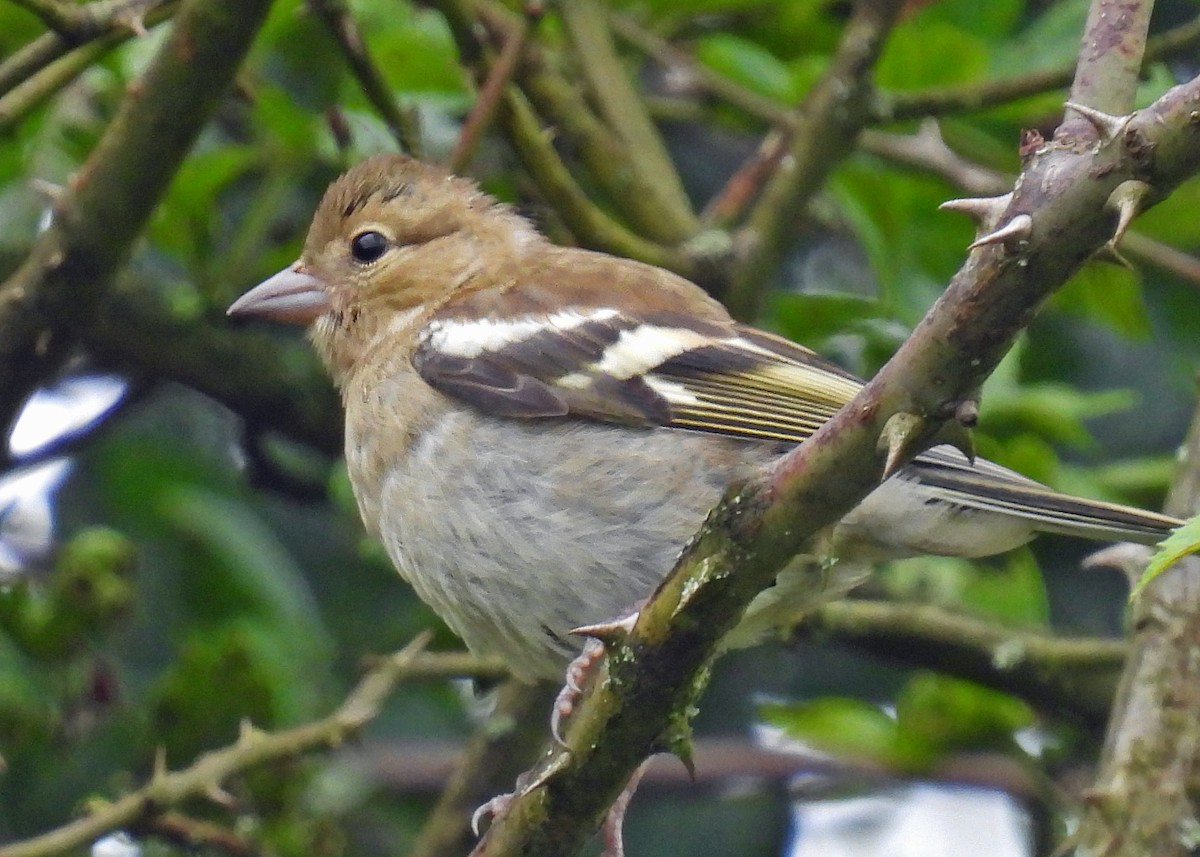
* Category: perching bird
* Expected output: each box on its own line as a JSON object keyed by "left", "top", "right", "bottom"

{"left": 229, "top": 153, "right": 1180, "bottom": 681}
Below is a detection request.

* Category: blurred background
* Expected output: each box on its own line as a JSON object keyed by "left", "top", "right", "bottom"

{"left": 1, "top": 0, "right": 1199, "bottom": 854}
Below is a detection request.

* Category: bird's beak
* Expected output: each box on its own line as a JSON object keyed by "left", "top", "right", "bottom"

{"left": 228, "top": 262, "right": 331, "bottom": 325}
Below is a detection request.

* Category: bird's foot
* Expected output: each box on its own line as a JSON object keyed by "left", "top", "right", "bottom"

{"left": 551, "top": 611, "right": 640, "bottom": 745}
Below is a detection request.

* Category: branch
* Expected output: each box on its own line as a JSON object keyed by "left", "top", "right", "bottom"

{"left": 860, "top": 123, "right": 1200, "bottom": 289}
{"left": 725, "top": 0, "right": 906, "bottom": 320}
{"left": 0, "top": 0, "right": 178, "bottom": 100}
{"left": 471, "top": 70, "right": 1200, "bottom": 857}
{"left": 307, "top": 0, "right": 422, "bottom": 156}
{"left": 556, "top": 0, "right": 698, "bottom": 242}
{"left": 1057, "top": 0, "right": 1153, "bottom": 143}
{"left": 876, "top": 13, "right": 1200, "bottom": 123}
{"left": 410, "top": 681, "right": 557, "bottom": 857}
{"left": 0, "top": 32, "right": 121, "bottom": 134}
{"left": 431, "top": 0, "right": 691, "bottom": 274}
{"left": 796, "top": 600, "right": 1125, "bottom": 729}
{"left": 1075, "top": 395, "right": 1200, "bottom": 855}
{"left": 8, "top": 0, "right": 158, "bottom": 41}
{"left": 0, "top": 637, "right": 509, "bottom": 857}
{"left": 0, "top": 0, "right": 274, "bottom": 439}
{"left": 448, "top": 2, "right": 539, "bottom": 173}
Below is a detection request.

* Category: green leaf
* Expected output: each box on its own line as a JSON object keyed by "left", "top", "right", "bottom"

{"left": 876, "top": 20, "right": 987, "bottom": 89}
{"left": 768, "top": 292, "right": 882, "bottom": 341}
{"left": 759, "top": 697, "right": 902, "bottom": 765}
{"left": 1134, "top": 514, "right": 1200, "bottom": 596}
{"left": 988, "top": 1, "right": 1087, "bottom": 78}
{"left": 694, "top": 33, "right": 798, "bottom": 104}
{"left": 895, "top": 673, "right": 1032, "bottom": 755}
{"left": 880, "top": 550, "right": 1049, "bottom": 628}
{"left": 1128, "top": 175, "right": 1200, "bottom": 248}
{"left": 1053, "top": 262, "right": 1150, "bottom": 339}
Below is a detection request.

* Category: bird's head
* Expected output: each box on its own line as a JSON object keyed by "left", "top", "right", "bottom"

{"left": 228, "top": 154, "right": 542, "bottom": 382}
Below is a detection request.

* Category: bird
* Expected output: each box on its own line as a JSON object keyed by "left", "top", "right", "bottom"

{"left": 229, "top": 153, "right": 1181, "bottom": 682}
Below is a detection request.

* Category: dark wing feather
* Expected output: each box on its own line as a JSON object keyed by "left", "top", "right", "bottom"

{"left": 410, "top": 350, "right": 570, "bottom": 419}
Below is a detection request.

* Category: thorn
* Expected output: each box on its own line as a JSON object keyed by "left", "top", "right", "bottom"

{"left": 1064, "top": 101, "right": 1129, "bottom": 144}
{"left": 939, "top": 193, "right": 1011, "bottom": 227}
{"left": 28, "top": 178, "right": 64, "bottom": 201}
{"left": 152, "top": 746, "right": 168, "bottom": 782}
{"left": 878, "top": 412, "right": 927, "bottom": 479}
{"left": 205, "top": 784, "right": 238, "bottom": 809}
{"left": 237, "top": 718, "right": 261, "bottom": 745}
{"left": 119, "top": 13, "right": 148, "bottom": 37}
{"left": 968, "top": 213, "right": 1032, "bottom": 250}
{"left": 571, "top": 612, "right": 638, "bottom": 642}
{"left": 1082, "top": 543, "right": 1154, "bottom": 590}
{"left": 1091, "top": 242, "right": 1134, "bottom": 270}
{"left": 1106, "top": 180, "right": 1151, "bottom": 246}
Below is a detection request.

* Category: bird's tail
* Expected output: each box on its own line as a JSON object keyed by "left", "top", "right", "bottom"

{"left": 912, "top": 447, "right": 1181, "bottom": 546}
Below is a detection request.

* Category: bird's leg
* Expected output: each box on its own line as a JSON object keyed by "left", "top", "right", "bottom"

{"left": 552, "top": 609, "right": 641, "bottom": 744}
{"left": 600, "top": 760, "right": 648, "bottom": 857}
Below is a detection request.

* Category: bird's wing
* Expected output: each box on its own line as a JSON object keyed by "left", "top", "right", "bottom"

{"left": 414, "top": 257, "right": 862, "bottom": 441}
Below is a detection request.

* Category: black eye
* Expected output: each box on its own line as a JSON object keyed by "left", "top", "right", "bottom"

{"left": 350, "top": 230, "right": 388, "bottom": 264}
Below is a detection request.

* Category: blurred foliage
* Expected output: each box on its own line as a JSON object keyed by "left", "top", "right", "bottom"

{"left": 0, "top": 0, "right": 1198, "bottom": 855}
{"left": 761, "top": 672, "right": 1035, "bottom": 772}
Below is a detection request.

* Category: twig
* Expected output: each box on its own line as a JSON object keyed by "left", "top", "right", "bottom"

{"left": 877, "top": 13, "right": 1200, "bottom": 123}
{"left": 449, "top": 2, "right": 541, "bottom": 173}
{"left": 0, "top": 34, "right": 118, "bottom": 134}
{"left": 9, "top": 0, "right": 157, "bottom": 40}
{"left": 498, "top": 86, "right": 691, "bottom": 273}
{"left": 726, "top": 0, "right": 907, "bottom": 321}
{"left": 0, "top": 635, "right": 445, "bottom": 857}
{"left": 471, "top": 2, "right": 687, "bottom": 247}
{"left": 132, "top": 813, "right": 261, "bottom": 857}
{"left": 859, "top": 123, "right": 1200, "bottom": 290}
{"left": 796, "top": 600, "right": 1125, "bottom": 728}
{"left": 431, "top": 0, "right": 690, "bottom": 273}
{"left": 0, "top": 0, "right": 273, "bottom": 439}
{"left": 410, "top": 681, "right": 557, "bottom": 857}
{"left": 701, "top": 128, "right": 789, "bottom": 227}
{"left": 1121, "top": 232, "right": 1200, "bottom": 287}
{"left": 609, "top": 13, "right": 792, "bottom": 126}
{"left": 307, "top": 0, "right": 422, "bottom": 156}
{"left": 859, "top": 123, "right": 1005, "bottom": 196}
{"left": 557, "top": 0, "right": 698, "bottom": 240}
{"left": 612, "top": 9, "right": 1200, "bottom": 133}
{"left": 0, "top": 1, "right": 177, "bottom": 106}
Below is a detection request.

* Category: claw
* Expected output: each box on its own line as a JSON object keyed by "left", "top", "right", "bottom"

{"left": 471, "top": 792, "right": 513, "bottom": 837}
{"left": 551, "top": 638, "right": 606, "bottom": 745}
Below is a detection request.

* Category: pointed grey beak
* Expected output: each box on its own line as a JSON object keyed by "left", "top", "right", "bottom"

{"left": 228, "top": 262, "right": 331, "bottom": 325}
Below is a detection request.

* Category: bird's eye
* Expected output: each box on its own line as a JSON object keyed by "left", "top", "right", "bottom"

{"left": 350, "top": 230, "right": 389, "bottom": 264}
